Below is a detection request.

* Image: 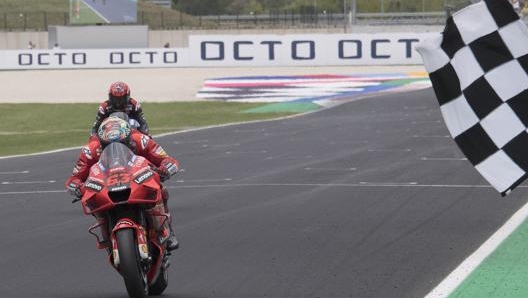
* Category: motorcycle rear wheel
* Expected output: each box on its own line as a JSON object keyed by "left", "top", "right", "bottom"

{"left": 117, "top": 229, "right": 148, "bottom": 298}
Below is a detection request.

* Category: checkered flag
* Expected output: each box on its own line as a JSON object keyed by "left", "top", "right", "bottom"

{"left": 416, "top": 0, "right": 528, "bottom": 196}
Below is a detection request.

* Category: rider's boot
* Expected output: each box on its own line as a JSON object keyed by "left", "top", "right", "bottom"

{"left": 166, "top": 219, "right": 179, "bottom": 251}
{"left": 162, "top": 188, "right": 179, "bottom": 251}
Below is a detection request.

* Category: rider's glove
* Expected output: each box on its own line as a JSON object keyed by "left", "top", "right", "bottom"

{"left": 157, "top": 166, "right": 171, "bottom": 182}
{"left": 158, "top": 161, "right": 178, "bottom": 182}
{"left": 67, "top": 181, "right": 84, "bottom": 199}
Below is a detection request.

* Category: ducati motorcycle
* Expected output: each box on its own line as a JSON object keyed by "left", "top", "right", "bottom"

{"left": 76, "top": 142, "right": 171, "bottom": 298}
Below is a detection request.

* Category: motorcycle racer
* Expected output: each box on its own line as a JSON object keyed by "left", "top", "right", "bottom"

{"left": 90, "top": 81, "right": 150, "bottom": 136}
{"left": 66, "top": 116, "right": 179, "bottom": 251}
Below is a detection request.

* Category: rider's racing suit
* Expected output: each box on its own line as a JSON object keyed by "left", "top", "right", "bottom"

{"left": 90, "top": 98, "right": 150, "bottom": 136}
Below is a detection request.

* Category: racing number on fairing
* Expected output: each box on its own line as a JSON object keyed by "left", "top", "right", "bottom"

{"left": 106, "top": 171, "right": 131, "bottom": 186}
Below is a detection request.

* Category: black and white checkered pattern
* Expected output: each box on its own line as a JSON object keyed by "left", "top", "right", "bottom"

{"left": 416, "top": 0, "right": 528, "bottom": 196}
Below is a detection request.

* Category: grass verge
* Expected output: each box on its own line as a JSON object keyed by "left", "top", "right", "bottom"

{"left": 0, "top": 102, "right": 301, "bottom": 157}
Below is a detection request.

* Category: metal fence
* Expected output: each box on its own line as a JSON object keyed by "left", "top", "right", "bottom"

{"left": 0, "top": 10, "right": 453, "bottom": 31}
{"left": 0, "top": 12, "right": 69, "bottom": 31}
{"left": 198, "top": 11, "right": 448, "bottom": 28}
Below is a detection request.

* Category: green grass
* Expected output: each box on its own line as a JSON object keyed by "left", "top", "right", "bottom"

{"left": 0, "top": 102, "right": 300, "bottom": 157}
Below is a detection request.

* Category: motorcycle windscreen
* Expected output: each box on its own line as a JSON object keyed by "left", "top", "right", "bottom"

{"left": 99, "top": 142, "right": 135, "bottom": 194}
{"left": 99, "top": 142, "right": 135, "bottom": 171}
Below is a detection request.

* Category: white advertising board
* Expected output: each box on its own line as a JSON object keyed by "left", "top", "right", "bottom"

{"left": 0, "top": 32, "right": 438, "bottom": 70}
{"left": 0, "top": 48, "right": 189, "bottom": 70}
{"left": 188, "top": 33, "right": 436, "bottom": 67}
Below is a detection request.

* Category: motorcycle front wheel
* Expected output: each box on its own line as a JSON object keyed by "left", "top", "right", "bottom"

{"left": 148, "top": 260, "right": 168, "bottom": 295}
{"left": 116, "top": 229, "right": 148, "bottom": 298}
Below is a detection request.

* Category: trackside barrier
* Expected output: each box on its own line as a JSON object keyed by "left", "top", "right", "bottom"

{"left": 0, "top": 33, "right": 438, "bottom": 70}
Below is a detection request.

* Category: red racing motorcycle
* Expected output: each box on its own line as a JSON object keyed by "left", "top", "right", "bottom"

{"left": 75, "top": 142, "right": 171, "bottom": 298}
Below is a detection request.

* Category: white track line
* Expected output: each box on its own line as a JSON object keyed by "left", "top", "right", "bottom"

{"left": 0, "top": 182, "right": 520, "bottom": 196}
{"left": 423, "top": 200, "right": 528, "bottom": 298}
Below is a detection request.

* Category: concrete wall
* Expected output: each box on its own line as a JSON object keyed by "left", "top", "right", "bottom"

{"left": 49, "top": 25, "right": 149, "bottom": 49}
{"left": 0, "top": 31, "right": 49, "bottom": 50}
{"left": 0, "top": 25, "right": 443, "bottom": 50}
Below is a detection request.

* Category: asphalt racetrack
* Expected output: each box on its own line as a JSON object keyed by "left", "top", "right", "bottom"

{"left": 1, "top": 88, "right": 527, "bottom": 298}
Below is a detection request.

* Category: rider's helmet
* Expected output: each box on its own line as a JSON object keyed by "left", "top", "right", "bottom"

{"left": 109, "top": 111, "right": 130, "bottom": 122}
{"left": 108, "top": 81, "right": 130, "bottom": 110}
{"left": 97, "top": 116, "right": 131, "bottom": 147}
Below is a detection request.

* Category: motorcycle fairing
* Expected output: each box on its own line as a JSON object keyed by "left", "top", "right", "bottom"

{"left": 111, "top": 218, "right": 149, "bottom": 268}
{"left": 81, "top": 143, "right": 162, "bottom": 215}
